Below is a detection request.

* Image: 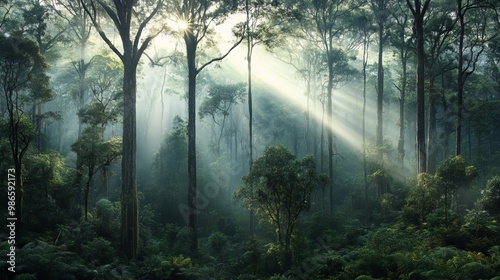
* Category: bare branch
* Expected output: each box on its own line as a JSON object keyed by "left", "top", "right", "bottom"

{"left": 196, "top": 33, "right": 244, "bottom": 75}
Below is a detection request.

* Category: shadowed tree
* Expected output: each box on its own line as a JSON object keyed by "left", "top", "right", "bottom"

{"left": 80, "top": 0, "right": 163, "bottom": 259}
{"left": 199, "top": 82, "right": 245, "bottom": 155}
{"left": 244, "top": 0, "right": 293, "bottom": 235}
{"left": 389, "top": 0, "right": 413, "bottom": 173}
{"left": 423, "top": 1, "right": 456, "bottom": 174}
{"left": 71, "top": 126, "right": 121, "bottom": 221}
{"left": 0, "top": 34, "right": 51, "bottom": 227}
{"left": 167, "top": 0, "right": 244, "bottom": 253}
{"left": 306, "top": 0, "right": 357, "bottom": 213}
{"left": 22, "top": 0, "right": 67, "bottom": 151}
{"left": 455, "top": 0, "right": 496, "bottom": 156}
{"left": 406, "top": 0, "right": 431, "bottom": 174}
{"left": 348, "top": 7, "right": 375, "bottom": 224}
{"left": 370, "top": 0, "right": 390, "bottom": 162}
{"left": 53, "top": 0, "right": 94, "bottom": 210}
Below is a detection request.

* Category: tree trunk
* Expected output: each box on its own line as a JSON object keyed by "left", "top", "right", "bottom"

{"left": 76, "top": 38, "right": 88, "bottom": 211}
{"left": 456, "top": 0, "right": 465, "bottom": 156}
{"left": 376, "top": 23, "right": 384, "bottom": 161}
{"left": 411, "top": 1, "right": 428, "bottom": 174}
{"left": 320, "top": 100, "right": 326, "bottom": 212}
{"left": 327, "top": 59, "right": 334, "bottom": 214}
{"left": 186, "top": 33, "right": 198, "bottom": 253}
{"left": 246, "top": 0, "right": 256, "bottom": 236}
{"left": 362, "top": 34, "right": 369, "bottom": 225}
{"left": 120, "top": 57, "right": 138, "bottom": 260}
{"left": 398, "top": 55, "right": 407, "bottom": 173}
{"left": 427, "top": 88, "right": 437, "bottom": 174}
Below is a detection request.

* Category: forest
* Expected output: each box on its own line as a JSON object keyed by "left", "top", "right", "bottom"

{"left": 1, "top": 0, "right": 500, "bottom": 279}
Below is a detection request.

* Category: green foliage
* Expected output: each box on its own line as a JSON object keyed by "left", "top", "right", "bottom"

{"left": 14, "top": 274, "right": 37, "bottom": 280}
{"left": 175, "top": 227, "right": 195, "bottom": 255}
{"left": 479, "top": 176, "right": 500, "bottom": 217}
{"left": 402, "top": 173, "right": 441, "bottom": 225}
{"left": 235, "top": 145, "right": 326, "bottom": 269}
{"left": 154, "top": 255, "right": 193, "bottom": 280}
{"left": 22, "top": 150, "right": 70, "bottom": 229}
{"left": 199, "top": 83, "right": 245, "bottom": 120}
{"left": 72, "top": 127, "right": 122, "bottom": 169}
{"left": 92, "top": 199, "right": 120, "bottom": 239}
{"left": 151, "top": 116, "right": 188, "bottom": 224}
{"left": 12, "top": 240, "right": 95, "bottom": 279}
{"left": 160, "top": 223, "right": 181, "bottom": 252}
{"left": 242, "top": 236, "right": 260, "bottom": 275}
{"left": 437, "top": 156, "right": 477, "bottom": 192}
{"left": 81, "top": 237, "right": 116, "bottom": 267}
{"left": 207, "top": 231, "right": 229, "bottom": 257}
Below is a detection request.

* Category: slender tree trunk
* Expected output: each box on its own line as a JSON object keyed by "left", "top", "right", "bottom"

{"left": 398, "top": 55, "right": 407, "bottom": 173}
{"left": 417, "top": 19, "right": 426, "bottom": 173}
{"left": 456, "top": 0, "right": 465, "bottom": 156}
{"left": 246, "top": 0, "right": 255, "bottom": 235}
{"left": 76, "top": 36, "right": 88, "bottom": 210}
{"left": 376, "top": 23, "right": 384, "bottom": 161}
{"left": 327, "top": 61, "right": 334, "bottom": 214}
{"left": 84, "top": 168, "right": 93, "bottom": 221}
{"left": 320, "top": 100, "right": 326, "bottom": 212}
{"left": 427, "top": 87, "right": 437, "bottom": 174}
{"left": 408, "top": 0, "right": 428, "bottom": 174}
{"left": 186, "top": 33, "right": 198, "bottom": 253}
{"left": 305, "top": 69, "right": 311, "bottom": 153}
{"left": 362, "top": 33, "right": 369, "bottom": 225}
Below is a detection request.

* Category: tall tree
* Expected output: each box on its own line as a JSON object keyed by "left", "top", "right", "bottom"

{"left": 243, "top": 0, "right": 295, "bottom": 234}
{"left": 80, "top": 0, "right": 163, "bottom": 259}
{"left": 0, "top": 34, "right": 50, "bottom": 227}
{"left": 309, "top": 0, "right": 357, "bottom": 213}
{"left": 370, "top": 0, "right": 389, "bottom": 161}
{"left": 349, "top": 7, "right": 374, "bottom": 224}
{"left": 53, "top": 0, "right": 94, "bottom": 210}
{"left": 455, "top": 0, "right": 494, "bottom": 156}
{"left": 21, "top": 0, "right": 66, "bottom": 151}
{"left": 168, "top": 0, "right": 243, "bottom": 252}
{"left": 406, "top": 0, "right": 431, "bottom": 174}
{"left": 424, "top": 2, "right": 456, "bottom": 173}
{"left": 199, "top": 82, "right": 245, "bottom": 155}
{"left": 390, "top": 0, "right": 412, "bottom": 173}
{"left": 235, "top": 145, "right": 326, "bottom": 270}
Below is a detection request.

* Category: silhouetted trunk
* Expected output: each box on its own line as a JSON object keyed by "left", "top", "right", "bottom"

{"left": 84, "top": 166, "right": 94, "bottom": 221}
{"left": 327, "top": 59, "right": 334, "bottom": 214}
{"left": 185, "top": 31, "right": 199, "bottom": 253}
{"left": 376, "top": 22, "right": 384, "bottom": 161}
{"left": 362, "top": 33, "right": 369, "bottom": 225}
{"left": 305, "top": 68, "right": 311, "bottom": 153}
{"left": 456, "top": 0, "right": 465, "bottom": 156}
{"left": 246, "top": 0, "right": 255, "bottom": 235}
{"left": 427, "top": 89, "right": 437, "bottom": 174}
{"left": 407, "top": 0, "right": 430, "bottom": 174}
{"left": 320, "top": 100, "right": 326, "bottom": 212}
{"left": 80, "top": 0, "right": 162, "bottom": 260}
{"left": 121, "top": 57, "right": 139, "bottom": 260}
{"left": 398, "top": 55, "right": 407, "bottom": 172}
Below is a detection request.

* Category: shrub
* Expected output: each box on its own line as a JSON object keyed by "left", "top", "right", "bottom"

{"left": 208, "top": 231, "right": 229, "bottom": 257}
{"left": 458, "top": 262, "right": 495, "bottom": 279}
{"left": 479, "top": 176, "right": 500, "bottom": 217}
{"left": 81, "top": 237, "right": 116, "bottom": 266}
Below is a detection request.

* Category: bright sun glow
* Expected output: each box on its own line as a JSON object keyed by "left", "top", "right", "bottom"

{"left": 175, "top": 19, "right": 189, "bottom": 31}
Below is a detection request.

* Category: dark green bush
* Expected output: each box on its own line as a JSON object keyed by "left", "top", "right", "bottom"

{"left": 208, "top": 231, "right": 229, "bottom": 257}
{"left": 81, "top": 237, "right": 116, "bottom": 266}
